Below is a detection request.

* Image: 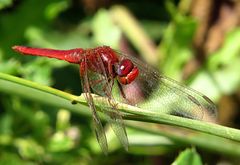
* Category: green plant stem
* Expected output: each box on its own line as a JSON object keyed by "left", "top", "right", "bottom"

{"left": 125, "top": 121, "right": 240, "bottom": 156}
{"left": 0, "top": 72, "right": 90, "bottom": 116}
{"left": 0, "top": 72, "right": 240, "bottom": 155}
{"left": 92, "top": 94, "right": 240, "bottom": 142}
{"left": 123, "top": 110, "right": 240, "bottom": 142}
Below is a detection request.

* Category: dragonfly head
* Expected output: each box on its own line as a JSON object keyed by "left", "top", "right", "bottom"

{"left": 116, "top": 59, "right": 139, "bottom": 85}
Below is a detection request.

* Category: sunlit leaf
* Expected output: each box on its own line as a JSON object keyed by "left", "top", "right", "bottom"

{"left": 92, "top": 9, "right": 121, "bottom": 48}
{"left": 172, "top": 148, "right": 202, "bottom": 165}
{"left": 0, "top": 0, "right": 13, "bottom": 10}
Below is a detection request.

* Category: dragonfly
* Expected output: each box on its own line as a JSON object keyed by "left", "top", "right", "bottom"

{"left": 12, "top": 45, "right": 217, "bottom": 154}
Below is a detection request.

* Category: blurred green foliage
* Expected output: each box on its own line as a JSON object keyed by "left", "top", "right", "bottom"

{"left": 1, "top": 0, "right": 240, "bottom": 164}
{"left": 172, "top": 148, "right": 202, "bottom": 165}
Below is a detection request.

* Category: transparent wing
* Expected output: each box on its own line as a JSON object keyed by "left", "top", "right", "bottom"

{"left": 116, "top": 51, "right": 217, "bottom": 122}
{"left": 87, "top": 53, "right": 128, "bottom": 150}
{"left": 80, "top": 58, "right": 108, "bottom": 154}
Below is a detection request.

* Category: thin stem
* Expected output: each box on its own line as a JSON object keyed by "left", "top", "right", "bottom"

{"left": 0, "top": 72, "right": 240, "bottom": 155}
{"left": 92, "top": 94, "right": 240, "bottom": 142}
{"left": 110, "top": 5, "right": 158, "bottom": 66}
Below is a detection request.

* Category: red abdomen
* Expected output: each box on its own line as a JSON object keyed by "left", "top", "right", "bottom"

{"left": 12, "top": 46, "right": 85, "bottom": 64}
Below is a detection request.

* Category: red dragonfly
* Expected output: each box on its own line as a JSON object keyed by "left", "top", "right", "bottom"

{"left": 12, "top": 45, "right": 217, "bottom": 154}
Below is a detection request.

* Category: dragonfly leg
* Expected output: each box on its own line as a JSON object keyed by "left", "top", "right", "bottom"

{"left": 80, "top": 60, "right": 109, "bottom": 154}
{"left": 71, "top": 63, "right": 87, "bottom": 104}
{"left": 117, "top": 81, "right": 126, "bottom": 99}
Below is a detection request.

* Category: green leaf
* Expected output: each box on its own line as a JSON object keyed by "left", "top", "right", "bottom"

{"left": 45, "top": 1, "right": 70, "bottom": 20}
{"left": 0, "top": 0, "right": 13, "bottom": 10}
{"left": 172, "top": 148, "right": 202, "bottom": 165}
{"left": 56, "top": 109, "right": 71, "bottom": 131}
{"left": 92, "top": 9, "right": 121, "bottom": 48}
{"left": 159, "top": 2, "right": 197, "bottom": 80}
{"left": 0, "top": 152, "right": 33, "bottom": 165}
{"left": 14, "top": 138, "right": 44, "bottom": 160}
{"left": 190, "top": 29, "right": 240, "bottom": 101}
{"left": 48, "top": 131, "right": 74, "bottom": 152}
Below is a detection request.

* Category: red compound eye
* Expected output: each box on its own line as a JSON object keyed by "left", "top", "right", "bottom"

{"left": 117, "top": 59, "right": 134, "bottom": 76}
{"left": 117, "top": 59, "right": 139, "bottom": 85}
